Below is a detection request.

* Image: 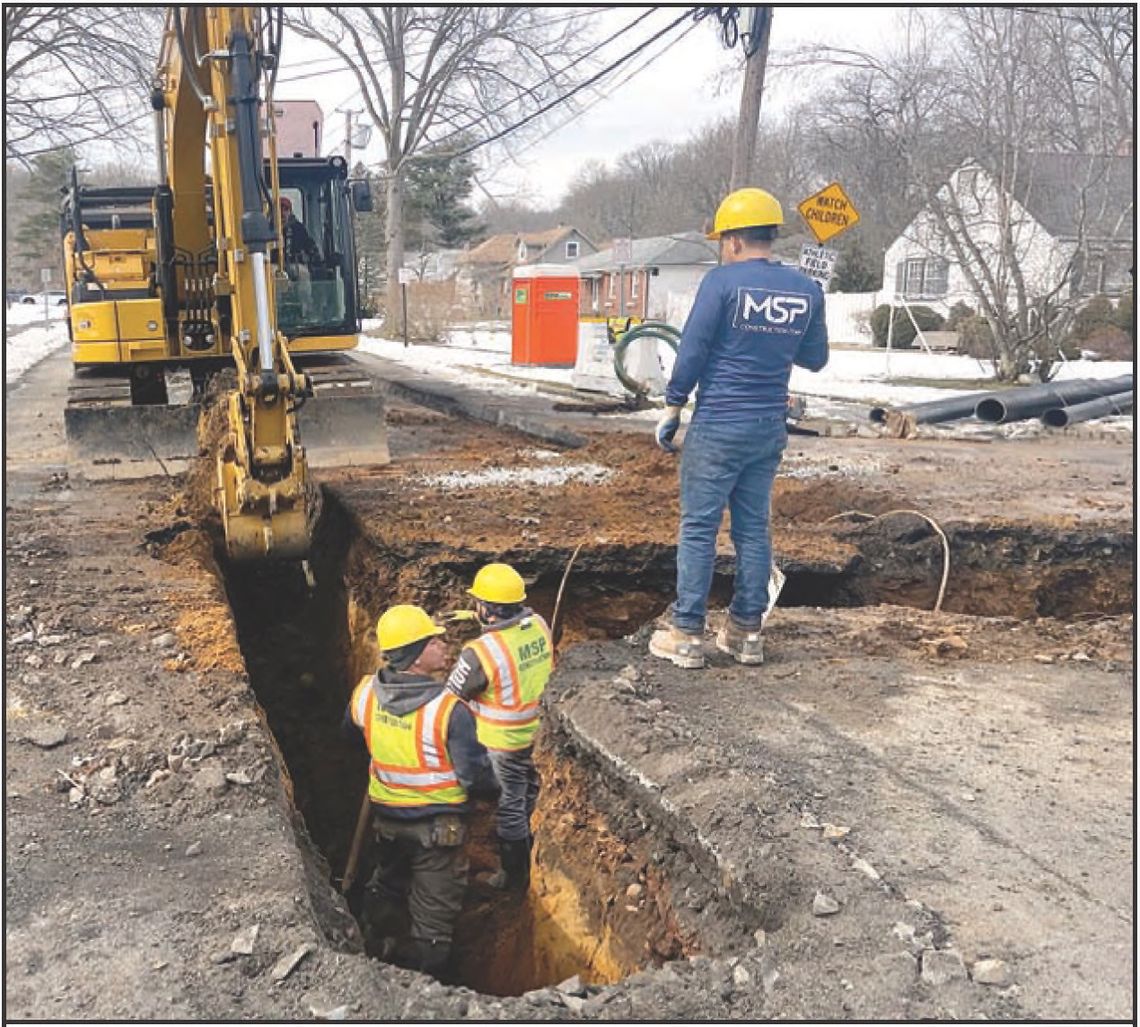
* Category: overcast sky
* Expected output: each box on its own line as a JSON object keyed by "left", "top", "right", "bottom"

{"left": 274, "top": 6, "right": 904, "bottom": 208}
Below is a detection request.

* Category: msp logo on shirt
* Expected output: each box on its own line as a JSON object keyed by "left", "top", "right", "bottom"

{"left": 734, "top": 288, "right": 812, "bottom": 334}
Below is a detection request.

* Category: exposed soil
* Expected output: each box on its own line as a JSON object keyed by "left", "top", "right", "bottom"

{"left": 4, "top": 347, "right": 1134, "bottom": 1019}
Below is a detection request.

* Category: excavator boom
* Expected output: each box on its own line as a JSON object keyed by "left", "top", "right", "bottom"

{"left": 61, "top": 5, "right": 388, "bottom": 558}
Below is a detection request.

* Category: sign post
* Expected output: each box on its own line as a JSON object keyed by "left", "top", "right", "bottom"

{"left": 613, "top": 237, "right": 632, "bottom": 319}
{"left": 40, "top": 267, "right": 52, "bottom": 326}
{"left": 796, "top": 182, "right": 860, "bottom": 290}
{"left": 397, "top": 267, "right": 414, "bottom": 347}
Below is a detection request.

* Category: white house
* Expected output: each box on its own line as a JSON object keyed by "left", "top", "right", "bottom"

{"left": 883, "top": 154, "right": 1134, "bottom": 316}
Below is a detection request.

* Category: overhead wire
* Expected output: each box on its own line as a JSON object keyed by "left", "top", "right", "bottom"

{"left": 430, "top": 7, "right": 702, "bottom": 163}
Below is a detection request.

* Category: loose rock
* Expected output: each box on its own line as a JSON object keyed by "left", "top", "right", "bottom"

{"left": 752, "top": 928, "right": 767, "bottom": 948}
{"left": 822, "top": 823, "right": 850, "bottom": 841}
{"left": 851, "top": 856, "right": 881, "bottom": 881}
{"left": 971, "top": 958, "right": 1012, "bottom": 986}
{"left": 270, "top": 942, "right": 315, "bottom": 982}
{"left": 105, "top": 691, "right": 128, "bottom": 707}
{"left": 185, "top": 842, "right": 202, "bottom": 858}
{"left": 733, "top": 964, "right": 752, "bottom": 986}
{"left": 873, "top": 950, "right": 918, "bottom": 990}
{"left": 799, "top": 811, "right": 821, "bottom": 829}
{"left": 231, "top": 924, "right": 259, "bottom": 956}
{"left": 921, "top": 948, "right": 968, "bottom": 985}
{"left": 812, "top": 891, "right": 840, "bottom": 916}
{"left": 196, "top": 762, "right": 228, "bottom": 796}
{"left": 556, "top": 974, "right": 585, "bottom": 997}
{"left": 625, "top": 883, "right": 643, "bottom": 901}
{"left": 152, "top": 632, "right": 177, "bottom": 650}
{"left": 70, "top": 652, "right": 97, "bottom": 670}
{"left": 25, "top": 724, "right": 68, "bottom": 749}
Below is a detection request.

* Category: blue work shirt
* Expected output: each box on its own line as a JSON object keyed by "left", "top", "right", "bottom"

{"left": 665, "top": 258, "right": 829, "bottom": 420}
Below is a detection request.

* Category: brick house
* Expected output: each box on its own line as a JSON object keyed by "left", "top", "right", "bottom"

{"left": 458, "top": 226, "right": 595, "bottom": 317}
{"left": 573, "top": 232, "right": 718, "bottom": 324}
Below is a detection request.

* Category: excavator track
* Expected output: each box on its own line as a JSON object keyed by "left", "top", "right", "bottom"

{"left": 65, "top": 354, "right": 388, "bottom": 479}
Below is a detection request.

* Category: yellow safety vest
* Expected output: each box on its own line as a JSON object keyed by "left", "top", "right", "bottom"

{"left": 350, "top": 676, "right": 467, "bottom": 808}
{"left": 463, "top": 614, "right": 553, "bottom": 751}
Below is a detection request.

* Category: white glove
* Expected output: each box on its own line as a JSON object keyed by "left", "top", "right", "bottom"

{"left": 655, "top": 405, "right": 683, "bottom": 453}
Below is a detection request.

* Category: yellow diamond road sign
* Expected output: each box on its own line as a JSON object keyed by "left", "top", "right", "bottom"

{"left": 797, "top": 182, "right": 860, "bottom": 245}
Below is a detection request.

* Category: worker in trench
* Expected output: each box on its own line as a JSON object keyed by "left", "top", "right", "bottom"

{"left": 444, "top": 563, "right": 554, "bottom": 892}
{"left": 650, "top": 187, "right": 830, "bottom": 669}
{"left": 344, "top": 604, "right": 500, "bottom": 977}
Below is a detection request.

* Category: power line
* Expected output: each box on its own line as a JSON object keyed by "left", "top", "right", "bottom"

{"left": 413, "top": 7, "right": 662, "bottom": 157}
{"left": 432, "top": 8, "right": 702, "bottom": 163}
{"left": 515, "top": 15, "right": 703, "bottom": 156}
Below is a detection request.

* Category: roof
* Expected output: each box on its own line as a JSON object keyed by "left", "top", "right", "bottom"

{"left": 461, "top": 233, "right": 520, "bottom": 265}
{"left": 460, "top": 226, "right": 587, "bottom": 266}
{"left": 1001, "top": 154, "right": 1133, "bottom": 240}
{"left": 574, "top": 231, "right": 717, "bottom": 273}
{"left": 521, "top": 226, "right": 574, "bottom": 249}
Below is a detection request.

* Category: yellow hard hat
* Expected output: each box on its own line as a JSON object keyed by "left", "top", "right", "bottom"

{"left": 468, "top": 563, "right": 526, "bottom": 604}
{"left": 375, "top": 604, "right": 445, "bottom": 652}
{"left": 707, "top": 187, "right": 784, "bottom": 239}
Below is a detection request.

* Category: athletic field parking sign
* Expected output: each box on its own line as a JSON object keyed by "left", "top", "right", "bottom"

{"left": 797, "top": 182, "right": 860, "bottom": 245}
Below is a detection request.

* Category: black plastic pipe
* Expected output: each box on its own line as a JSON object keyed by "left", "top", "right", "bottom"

{"left": 869, "top": 391, "right": 989, "bottom": 425}
{"left": 975, "top": 374, "right": 1134, "bottom": 423}
{"left": 1041, "top": 391, "right": 1133, "bottom": 428}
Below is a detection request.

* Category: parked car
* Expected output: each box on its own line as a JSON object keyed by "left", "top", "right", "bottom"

{"left": 21, "top": 291, "right": 67, "bottom": 306}
{"left": 6, "top": 290, "right": 28, "bottom": 306}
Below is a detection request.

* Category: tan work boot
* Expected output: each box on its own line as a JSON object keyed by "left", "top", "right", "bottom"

{"left": 715, "top": 620, "right": 764, "bottom": 664}
{"left": 648, "top": 625, "right": 705, "bottom": 669}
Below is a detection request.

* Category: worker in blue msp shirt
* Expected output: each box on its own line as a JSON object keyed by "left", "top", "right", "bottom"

{"left": 650, "top": 187, "right": 829, "bottom": 669}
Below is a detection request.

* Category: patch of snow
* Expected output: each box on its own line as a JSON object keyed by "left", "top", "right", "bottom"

{"left": 5, "top": 302, "right": 68, "bottom": 327}
{"left": 6, "top": 322, "right": 69, "bottom": 384}
{"left": 416, "top": 463, "right": 611, "bottom": 490}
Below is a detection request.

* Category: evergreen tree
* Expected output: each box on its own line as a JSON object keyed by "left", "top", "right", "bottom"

{"left": 8, "top": 148, "right": 77, "bottom": 289}
{"left": 404, "top": 144, "right": 485, "bottom": 251}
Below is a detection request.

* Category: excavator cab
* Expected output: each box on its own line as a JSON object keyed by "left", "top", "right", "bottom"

{"left": 273, "top": 156, "right": 364, "bottom": 348}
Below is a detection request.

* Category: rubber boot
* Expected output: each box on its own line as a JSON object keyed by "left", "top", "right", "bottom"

{"left": 488, "top": 837, "right": 531, "bottom": 891}
{"left": 411, "top": 938, "right": 451, "bottom": 978}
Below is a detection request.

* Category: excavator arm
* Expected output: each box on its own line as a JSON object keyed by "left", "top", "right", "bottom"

{"left": 158, "top": 6, "right": 313, "bottom": 559}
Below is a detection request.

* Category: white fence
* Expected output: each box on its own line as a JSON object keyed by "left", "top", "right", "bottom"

{"left": 824, "top": 291, "right": 880, "bottom": 345}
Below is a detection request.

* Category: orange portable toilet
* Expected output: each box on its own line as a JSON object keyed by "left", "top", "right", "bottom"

{"left": 511, "top": 264, "right": 581, "bottom": 366}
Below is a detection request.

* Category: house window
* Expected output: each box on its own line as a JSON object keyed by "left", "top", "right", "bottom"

{"left": 591, "top": 278, "right": 599, "bottom": 311}
{"left": 630, "top": 271, "right": 639, "bottom": 299}
{"left": 896, "top": 257, "right": 949, "bottom": 300}
{"left": 607, "top": 273, "right": 616, "bottom": 299}
{"left": 565, "top": 240, "right": 579, "bottom": 259}
{"left": 517, "top": 240, "right": 528, "bottom": 261}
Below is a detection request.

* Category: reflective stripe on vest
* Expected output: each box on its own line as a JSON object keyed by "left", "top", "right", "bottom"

{"left": 465, "top": 614, "right": 552, "bottom": 751}
{"left": 360, "top": 685, "right": 466, "bottom": 808}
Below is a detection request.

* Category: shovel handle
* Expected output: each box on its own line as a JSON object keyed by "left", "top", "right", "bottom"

{"left": 341, "top": 792, "right": 373, "bottom": 894}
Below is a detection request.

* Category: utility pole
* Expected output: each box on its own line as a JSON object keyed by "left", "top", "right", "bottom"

{"left": 729, "top": 6, "right": 774, "bottom": 191}
{"left": 343, "top": 108, "right": 354, "bottom": 164}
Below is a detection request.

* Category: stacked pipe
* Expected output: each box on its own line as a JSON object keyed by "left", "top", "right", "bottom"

{"left": 974, "top": 374, "right": 1134, "bottom": 424}
{"left": 871, "top": 374, "right": 1133, "bottom": 436}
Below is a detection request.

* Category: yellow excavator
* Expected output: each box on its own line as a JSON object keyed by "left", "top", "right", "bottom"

{"left": 61, "top": 6, "right": 387, "bottom": 560}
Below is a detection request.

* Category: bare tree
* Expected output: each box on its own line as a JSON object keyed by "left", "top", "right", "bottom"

{"left": 794, "top": 7, "right": 1134, "bottom": 380}
{"left": 4, "top": 6, "right": 162, "bottom": 166}
{"left": 285, "top": 7, "right": 596, "bottom": 318}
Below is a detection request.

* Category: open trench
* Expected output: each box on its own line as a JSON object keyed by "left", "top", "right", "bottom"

{"left": 210, "top": 479, "right": 1131, "bottom": 996}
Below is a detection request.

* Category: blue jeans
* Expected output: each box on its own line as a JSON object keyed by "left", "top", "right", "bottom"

{"left": 488, "top": 747, "right": 540, "bottom": 842}
{"left": 671, "top": 415, "right": 787, "bottom": 634}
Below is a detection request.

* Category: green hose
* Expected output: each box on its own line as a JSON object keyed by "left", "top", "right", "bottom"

{"left": 612, "top": 320, "right": 680, "bottom": 397}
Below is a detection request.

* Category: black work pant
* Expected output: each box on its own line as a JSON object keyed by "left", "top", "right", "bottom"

{"left": 372, "top": 812, "right": 468, "bottom": 945}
